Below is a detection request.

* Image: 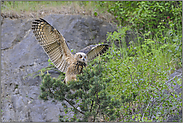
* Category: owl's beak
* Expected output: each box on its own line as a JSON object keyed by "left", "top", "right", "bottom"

{"left": 83, "top": 58, "right": 85, "bottom": 61}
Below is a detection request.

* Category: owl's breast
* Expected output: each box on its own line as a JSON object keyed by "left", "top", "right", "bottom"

{"left": 78, "top": 65, "right": 83, "bottom": 74}
{"left": 75, "top": 61, "right": 87, "bottom": 74}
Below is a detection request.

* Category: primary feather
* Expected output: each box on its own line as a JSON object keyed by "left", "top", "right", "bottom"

{"left": 32, "top": 18, "right": 74, "bottom": 73}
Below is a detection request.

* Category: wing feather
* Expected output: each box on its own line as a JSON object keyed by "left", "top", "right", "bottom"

{"left": 60, "top": 60, "right": 66, "bottom": 71}
{"left": 32, "top": 18, "right": 74, "bottom": 73}
{"left": 79, "top": 44, "right": 109, "bottom": 61}
{"left": 61, "top": 60, "right": 67, "bottom": 72}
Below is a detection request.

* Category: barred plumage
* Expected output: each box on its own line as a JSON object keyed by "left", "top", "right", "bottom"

{"left": 32, "top": 18, "right": 109, "bottom": 83}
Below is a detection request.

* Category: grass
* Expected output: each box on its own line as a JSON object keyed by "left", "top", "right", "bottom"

{"left": 1, "top": 1, "right": 115, "bottom": 23}
{"left": 2, "top": 1, "right": 68, "bottom": 12}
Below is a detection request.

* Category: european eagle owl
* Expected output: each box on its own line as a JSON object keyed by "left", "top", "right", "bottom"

{"left": 32, "top": 18, "right": 109, "bottom": 83}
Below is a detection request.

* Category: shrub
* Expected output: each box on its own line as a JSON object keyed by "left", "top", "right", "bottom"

{"left": 100, "top": 25, "right": 182, "bottom": 121}
{"left": 39, "top": 60, "right": 123, "bottom": 122}
{"left": 99, "top": 1, "right": 182, "bottom": 37}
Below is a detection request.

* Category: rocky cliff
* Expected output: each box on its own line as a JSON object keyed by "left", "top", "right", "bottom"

{"left": 1, "top": 14, "right": 182, "bottom": 122}
{"left": 1, "top": 14, "right": 118, "bottom": 122}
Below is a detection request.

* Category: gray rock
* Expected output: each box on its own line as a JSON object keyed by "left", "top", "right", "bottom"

{"left": 43, "top": 14, "right": 117, "bottom": 52}
{"left": 166, "top": 68, "right": 182, "bottom": 122}
{"left": 1, "top": 14, "right": 117, "bottom": 122}
{"left": 150, "top": 68, "right": 182, "bottom": 122}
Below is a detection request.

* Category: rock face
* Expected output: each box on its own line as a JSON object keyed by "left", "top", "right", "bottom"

{"left": 1, "top": 14, "right": 182, "bottom": 122}
{"left": 166, "top": 68, "right": 182, "bottom": 122}
{"left": 1, "top": 14, "right": 117, "bottom": 122}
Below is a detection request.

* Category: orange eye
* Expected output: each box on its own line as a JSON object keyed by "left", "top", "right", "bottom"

{"left": 84, "top": 56, "right": 86, "bottom": 59}
{"left": 79, "top": 55, "right": 82, "bottom": 58}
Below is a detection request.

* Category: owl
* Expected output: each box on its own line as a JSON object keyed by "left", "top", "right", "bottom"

{"left": 32, "top": 18, "right": 109, "bottom": 83}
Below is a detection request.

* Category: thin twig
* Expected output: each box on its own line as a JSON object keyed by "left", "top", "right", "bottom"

{"left": 48, "top": 86, "right": 85, "bottom": 115}
{"left": 90, "top": 100, "right": 94, "bottom": 112}
{"left": 165, "top": 73, "right": 182, "bottom": 84}
{"left": 64, "top": 98, "right": 85, "bottom": 115}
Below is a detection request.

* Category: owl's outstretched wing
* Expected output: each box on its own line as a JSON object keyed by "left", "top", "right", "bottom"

{"left": 79, "top": 44, "right": 109, "bottom": 61}
{"left": 32, "top": 18, "right": 74, "bottom": 73}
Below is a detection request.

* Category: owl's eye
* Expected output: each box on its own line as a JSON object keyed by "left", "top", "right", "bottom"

{"left": 79, "top": 55, "right": 82, "bottom": 58}
{"left": 84, "top": 56, "right": 86, "bottom": 59}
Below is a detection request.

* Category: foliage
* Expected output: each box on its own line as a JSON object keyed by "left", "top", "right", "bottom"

{"left": 98, "top": 1, "right": 182, "bottom": 37}
{"left": 99, "top": 25, "right": 182, "bottom": 121}
{"left": 39, "top": 60, "right": 123, "bottom": 122}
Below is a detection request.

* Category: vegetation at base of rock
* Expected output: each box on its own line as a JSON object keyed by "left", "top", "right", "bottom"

{"left": 101, "top": 26, "right": 182, "bottom": 122}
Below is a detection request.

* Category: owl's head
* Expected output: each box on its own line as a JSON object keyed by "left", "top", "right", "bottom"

{"left": 75, "top": 52, "right": 87, "bottom": 63}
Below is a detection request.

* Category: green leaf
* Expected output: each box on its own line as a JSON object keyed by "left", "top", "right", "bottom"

{"left": 48, "top": 58, "right": 51, "bottom": 62}
{"left": 94, "top": 12, "right": 98, "bottom": 16}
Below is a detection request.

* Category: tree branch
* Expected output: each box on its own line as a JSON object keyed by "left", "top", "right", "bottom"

{"left": 64, "top": 98, "right": 85, "bottom": 115}
{"left": 47, "top": 87, "right": 85, "bottom": 115}
{"left": 90, "top": 100, "right": 94, "bottom": 112}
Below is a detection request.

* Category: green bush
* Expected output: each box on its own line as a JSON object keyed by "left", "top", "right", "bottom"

{"left": 39, "top": 61, "right": 124, "bottom": 122}
{"left": 99, "top": 1, "right": 182, "bottom": 37}
{"left": 99, "top": 25, "right": 182, "bottom": 121}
